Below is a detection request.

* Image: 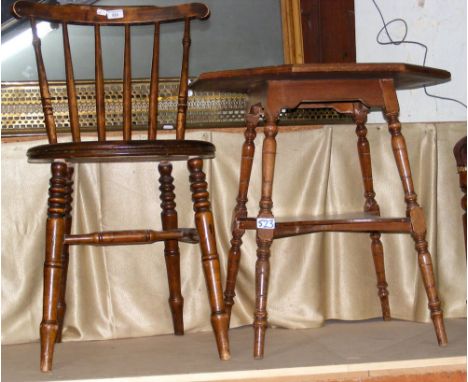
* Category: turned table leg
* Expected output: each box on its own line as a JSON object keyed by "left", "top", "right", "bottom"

{"left": 381, "top": 79, "right": 447, "bottom": 346}
{"left": 352, "top": 103, "right": 391, "bottom": 320}
{"left": 254, "top": 113, "right": 278, "bottom": 360}
{"left": 224, "top": 104, "right": 261, "bottom": 323}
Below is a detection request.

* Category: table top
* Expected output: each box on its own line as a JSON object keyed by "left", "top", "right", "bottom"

{"left": 190, "top": 63, "right": 450, "bottom": 93}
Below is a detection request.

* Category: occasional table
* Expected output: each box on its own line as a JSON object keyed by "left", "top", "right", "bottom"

{"left": 190, "top": 63, "right": 450, "bottom": 359}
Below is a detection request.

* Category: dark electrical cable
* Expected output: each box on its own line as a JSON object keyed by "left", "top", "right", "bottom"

{"left": 371, "top": 0, "right": 467, "bottom": 109}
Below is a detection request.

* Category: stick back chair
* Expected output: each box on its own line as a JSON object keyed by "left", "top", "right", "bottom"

{"left": 12, "top": 0, "right": 230, "bottom": 372}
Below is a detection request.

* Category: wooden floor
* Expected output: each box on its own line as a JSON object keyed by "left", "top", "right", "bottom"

{"left": 2, "top": 318, "right": 466, "bottom": 382}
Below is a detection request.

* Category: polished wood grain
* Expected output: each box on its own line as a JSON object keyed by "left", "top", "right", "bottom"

{"left": 188, "top": 158, "right": 231, "bottom": 361}
{"left": 27, "top": 140, "right": 215, "bottom": 162}
{"left": 453, "top": 137, "right": 467, "bottom": 252}
{"left": 176, "top": 19, "right": 191, "bottom": 140}
{"left": 123, "top": 24, "right": 132, "bottom": 141}
{"left": 148, "top": 22, "right": 161, "bottom": 141}
{"left": 12, "top": 1, "right": 210, "bottom": 25}
{"left": 56, "top": 166, "right": 74, "bottom": 343}
{"left": 159, "top": 162, "right": 184, "bottom": 335}
{"left": 94, "top": 24, "right": 105, "bottom": 141}
{"left": 190, "top": 63, "right": 450, "bottom": 93}
{"left": 192, "top": 64, "right": 449, "bottom": 358}
{"left": 41, "top": 162, "right": 68, "bottom": 371}
{"left": 62, "top": 24, "right": 80, "bottom": 143}
{"left": 13, "top": 0, "right": 229, "bottom": 371}
{"left": 301, "top": 0, "right": 356, "bottom": 63}
{"left": 30, "top": 18, "right": 57, "bottom": 144}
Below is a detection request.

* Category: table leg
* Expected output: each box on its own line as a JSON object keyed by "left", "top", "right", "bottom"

{"left": 224, "top": 104, "right": 261, "bottom": 324}
{"left": 381, "top": 79, "right": 447, "bottom": 346}
{"left": 254, "top": 113, "right": 278, "bottom": 359}
{"left": 352, "top": 103, "right": 391, "bottom": 321}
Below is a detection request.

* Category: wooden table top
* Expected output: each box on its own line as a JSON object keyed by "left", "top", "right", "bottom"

{"left": 190, "top": 63, "right": 450, "bottom": 93}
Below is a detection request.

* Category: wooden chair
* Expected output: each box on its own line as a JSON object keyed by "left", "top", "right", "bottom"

{"left": 12, "top": 0, "right": 230, "bottom": 372}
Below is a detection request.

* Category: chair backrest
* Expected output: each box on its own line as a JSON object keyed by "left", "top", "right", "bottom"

{"left": 12, "top": 1, "right": 210, "bottom": 143}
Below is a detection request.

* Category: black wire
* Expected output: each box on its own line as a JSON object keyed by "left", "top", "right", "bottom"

{"left": 371, "top": 0, "right": 467, "bottom": 109}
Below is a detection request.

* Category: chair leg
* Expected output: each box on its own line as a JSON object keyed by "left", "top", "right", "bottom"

{"left": 56, "top": 166, "right": 74, "bottom": 343}
{"left": 254, "top": 114, "right": 278, "bottom": 360}
{"left": 383, "top": 94, "right": 447, "bottom": 346}
{"left": 188, "top": 158, "right": 230, "bottom": 360}
{"left": 41, "top": 162, "right": 69, "bottom": 372}
{"left": 225, "top": 104, "right": 261, "bottom": 323}
{"left": 352, "top": 103, "right": 390, "bottom": 320}
{"left": 159, "top": 162, "right": 184, "bottom": 335}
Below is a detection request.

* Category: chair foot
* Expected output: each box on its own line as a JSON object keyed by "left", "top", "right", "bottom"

{"left": 253, "top": 321, "right": 267, "bottom": 359}
{"left": 432, "top": 312, "right": 448, "bottom": 346}
{"left": 211, "top": 311, "right": 231, "bottom": 360}
{"left": 188, "top": 158, "right": 231, "bottom": 360}
{"left": 40, "top": 321, "right": 59, "bottom": 372}
{"left": 168, "top": 297, "right": 184, "bottom": 336}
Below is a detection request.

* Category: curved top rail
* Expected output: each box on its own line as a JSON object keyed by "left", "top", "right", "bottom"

{"left": 12, "top": 1, "right": 210, "bottom": 25}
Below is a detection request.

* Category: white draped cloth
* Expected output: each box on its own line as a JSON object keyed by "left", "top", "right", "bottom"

{"left": 2, "top": 122, "right": 466, "bottom": 345}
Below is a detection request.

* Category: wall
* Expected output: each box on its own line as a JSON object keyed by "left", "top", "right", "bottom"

{"left": 355, "top": 0, "right": 466, "bottom": 122}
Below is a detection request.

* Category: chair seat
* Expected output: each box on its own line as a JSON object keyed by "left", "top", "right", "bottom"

{"left": 27, "top": 140, "right": 215, "bottom": 162}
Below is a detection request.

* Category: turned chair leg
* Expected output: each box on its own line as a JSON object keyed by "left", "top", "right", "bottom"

{"left": 159, "top": 162, "right": 184, "bottom": 335}
{"left": 56, "top": 166, "right": 74, "bottom": 343}
{"left": 188, "top": 158, "right": 230, "bottom": 360}
{"left": 41, "top": 162, "right": 69, "bottom": 371}
{"left": 225, "top": 104, "right": 261, "bottom": 323}
{"left": 382, "top": 88, "right": 447, "bottom": 346}
{"left": 352, "top": 103, "right": 390, "bottom": 320}
{"left": 254, "top": 114, "right": 278, "bottom": 360}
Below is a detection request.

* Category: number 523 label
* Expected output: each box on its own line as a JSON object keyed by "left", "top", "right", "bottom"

{"left": 256, "top": 218, "right": 275, "bottom": 229}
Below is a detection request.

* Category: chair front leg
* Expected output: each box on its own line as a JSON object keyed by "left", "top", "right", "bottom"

{"left": 159, "top": 162, "right": 184, "bottom": 335}
{"left": 188, "top": 158, "right": 230, "bottom": 360}
{"left": 56, "top": 166, "right": 74, "bottom": 343}
{"left": 41, "top": 162, "right": 68, "bottom": 372}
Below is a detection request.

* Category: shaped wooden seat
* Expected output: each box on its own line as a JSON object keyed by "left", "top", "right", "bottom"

{"left": 12, "top": 0, "right": 229, "bottom": 372}
{"left": 27, "top": 140, "right": 215, "bottom": 162}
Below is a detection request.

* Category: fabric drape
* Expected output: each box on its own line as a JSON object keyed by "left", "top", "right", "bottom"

{"left": 2, "top": 122, "right": 466, "bottom": 345}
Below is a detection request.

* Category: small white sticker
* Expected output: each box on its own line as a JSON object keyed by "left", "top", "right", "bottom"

{"left": 106, "top": 9, "right": 124, "bottom": 19}
{"left": 162, "top": 124, "right": 174, "bottom": 130}
{"left": 256, "top": 218, "right": 275, "bottom": 229}
{"left": 96, "top": 8, "right": 107, "bottom": 16}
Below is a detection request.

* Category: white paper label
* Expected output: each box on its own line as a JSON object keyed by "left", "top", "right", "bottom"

{"left": 96, "top": 8, "right": 107, "bottom": 16}
{"left": 106, "top": 9, "right": 124, "bottom": 19}
{"left": 162, "top": 124, "right": 174, "bottom": 130}
{"left": 256, "top": 217, "right": 275, "bottom": 229}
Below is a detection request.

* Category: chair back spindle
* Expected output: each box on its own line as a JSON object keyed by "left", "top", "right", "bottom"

{"left": 123, "top": 24, "right": 132, "bottom": 141}
{"left": 12, "top": 1, "right": 209, "bottom": 144}
{"left": 94, "top": 25, "right": 106, "bottom": 141}
{"left": 176, "top": 18, "right": 191, "bottom": 140}
{"left": 148, "top": 22, "right": 160, "bottom": 140}
{"left": 62, "top": 22, "right": 80, "bottom": 142}
{"left": 30, "top": 17, "right": 57, "bottom": 143}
